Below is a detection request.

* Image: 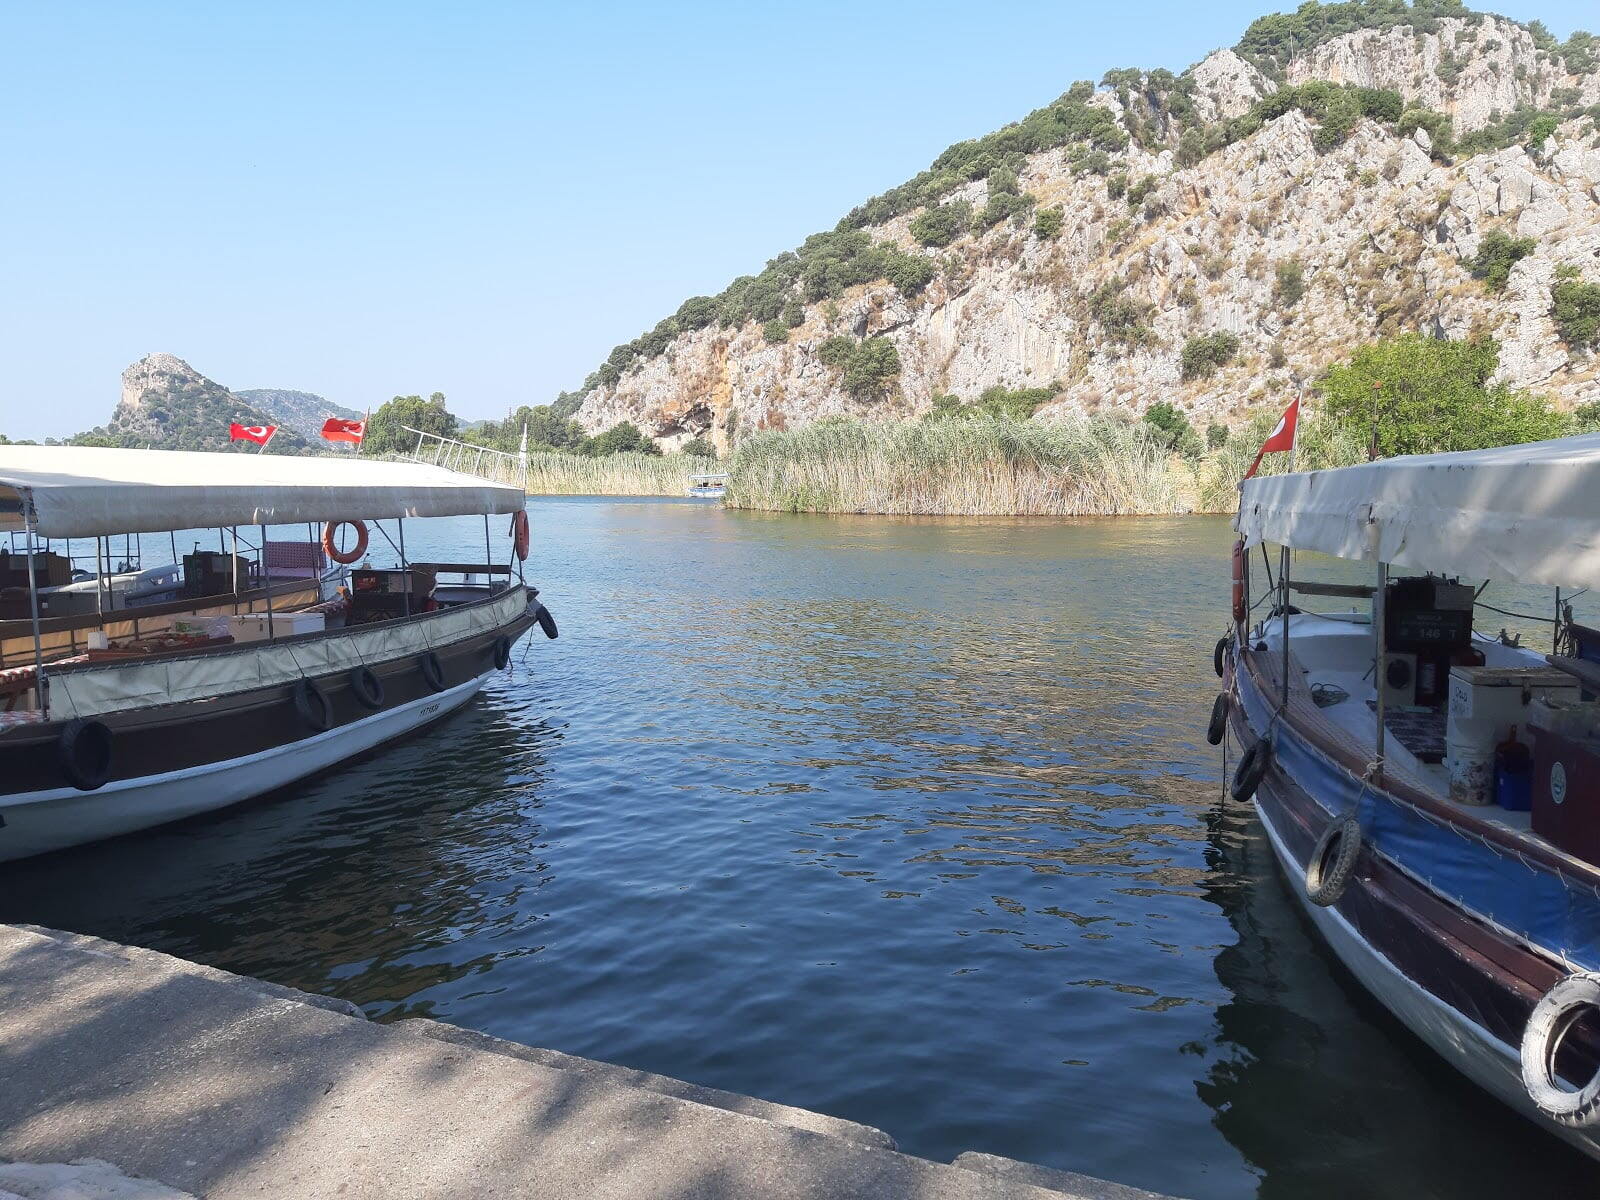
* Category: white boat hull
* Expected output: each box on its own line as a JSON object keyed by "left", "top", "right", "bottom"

{"left": 1255, "top": 795, "right": 1600, "bottom": 1162}
{"left": 0, "top": 671, "right": 489, "bottom": 862}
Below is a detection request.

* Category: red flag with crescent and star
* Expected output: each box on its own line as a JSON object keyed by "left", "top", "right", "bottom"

{"left": 229, "top": 422, "right": 278, "bottom": 447}
{"left": 320, "top": 417, "right": 366, "bottom": 444}
{"left": 1242, "top": 398, "right": 1299, "bottom": 482}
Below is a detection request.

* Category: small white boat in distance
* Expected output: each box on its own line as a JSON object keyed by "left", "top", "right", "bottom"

{"left": 687, "top": 472, "right": 728, "bottom": 500}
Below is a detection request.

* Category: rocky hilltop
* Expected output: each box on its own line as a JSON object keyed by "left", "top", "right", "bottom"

{"left": 235, "top": 389, "right": 362, "bottom": 442}
{"left": 73, "top": 354, "right": 311, "bottom": 453}
{"left": 571, "top": 5, "right": 1600, "bottom": 451}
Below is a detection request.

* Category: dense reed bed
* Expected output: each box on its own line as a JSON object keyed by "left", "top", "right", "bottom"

{"left": 724, "top": 416, "right": 1191, "bottom": 515}
{"left": 522, "top": 451, "right": 709, "bottom": 496}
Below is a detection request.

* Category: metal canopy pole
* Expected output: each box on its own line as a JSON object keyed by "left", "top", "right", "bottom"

{"left": 398, "top": 518, "right": 410, "bottom": 617}
{"left": 1280, "top": 543, "right": 1291, "bottom": 712}
{"left": 260, "top": 525, "right": 275, "bottom": 641}
{"left": 483, "top": 515, "right": 492, "bottom": 577}
{"left": 24, "top": 507, "right": 47, "bottom": 718}
{"left": 1374, "top": 560, "right": 1389, "bottom": 786}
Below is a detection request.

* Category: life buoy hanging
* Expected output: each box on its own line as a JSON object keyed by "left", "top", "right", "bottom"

{"left": 322, "top": 520, "right": 369, "bottom": 566}
{"left": 510, "top": 510, "right": 530, "bottom": 562}
{"left": 1231, "top": 539, "right": 1247, "bottom": 624}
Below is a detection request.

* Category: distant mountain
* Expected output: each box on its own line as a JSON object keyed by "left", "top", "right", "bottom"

{"left": 70, "top": 354, "right": 312, "bottom": 453}
{"left": 235, "top": 388, "right": 363, "bottom": 443}
{"left": 571, "top": 3, "right": 1600, "bottom": 451}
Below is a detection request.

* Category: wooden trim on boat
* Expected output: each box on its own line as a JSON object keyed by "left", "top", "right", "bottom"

{"left": 1240, "top": 645, "right": 1600, "bottom": 891}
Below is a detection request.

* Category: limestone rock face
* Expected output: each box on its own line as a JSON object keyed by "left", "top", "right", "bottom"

{"left": 577, "top": 15, "right": 1600, "bottom": 451}
{"left": 82, "top": 354, "right": 310, "bottom": 452}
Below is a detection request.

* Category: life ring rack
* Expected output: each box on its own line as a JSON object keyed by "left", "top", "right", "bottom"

{"left": 322, "top": 520, "right": 369, "bottom": 565}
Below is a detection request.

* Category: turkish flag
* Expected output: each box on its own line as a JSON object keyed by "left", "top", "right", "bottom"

{"left": 321, "top": 418, "right": 366, "bottom": 444}
{"left": 1243, "top": 398, "right": 1299, "bottom": 481}
{"left": 229, "top": 422, "right": 278, "bottom": 447}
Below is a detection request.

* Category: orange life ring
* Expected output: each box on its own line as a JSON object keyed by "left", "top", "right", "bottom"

{"left": 322, "top": 520, "right": 369, "bottom": 565}
{"left": 510, "top": 510, "right": 530, "bottom": 562}
{"left": 1231, "top": 539, "right": 1247, "bottom": 624}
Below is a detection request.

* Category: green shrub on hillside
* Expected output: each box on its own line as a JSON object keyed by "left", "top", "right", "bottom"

{"left": 1034, "top": 206, "right": 1064, "bottom": 239}
{"left": 763, "top": 319, "right": 790, "bottom": 344}
{"left": 1088, "top": 279, "right": 1155, "bottom": 346}
{"left": 911, "top": 202, "right": 972, "bottom": 248}
{"left": 1553, "top": 268, "right": 1600, "bottom": 350}
{"left": 884, "top": 251, "right": 936, "bottom": 297}
{"left": 1467, "top": 230, "right": 1536, "bottom": 292}
{"left": 1180, "top": 333, "right": 1242, "bottom": 381}
{"left": 1274, "top": 260, "right": 1306, "bottom": 308}
{"left": 815, "top": 336, "right": 901, "bottom": 400}
{"left": 1320, "top": 334, "right": 1567, "bottom": 456}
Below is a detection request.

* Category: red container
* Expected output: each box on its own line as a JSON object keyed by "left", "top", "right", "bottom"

{"left": 1531, "top": 726, "right": 1600, "bottom": 865}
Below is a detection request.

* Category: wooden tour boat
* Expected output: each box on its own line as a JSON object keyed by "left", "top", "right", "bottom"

{"left": 0, "top": 445, "right": 556, "bottom": 862}
{"left": 1219, "top": 433, "right": 1600, "bottom": 1159}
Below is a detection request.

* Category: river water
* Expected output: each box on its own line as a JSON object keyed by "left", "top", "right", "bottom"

{"left": 3, "top": 498, "right": 1594, "bottom": 1198}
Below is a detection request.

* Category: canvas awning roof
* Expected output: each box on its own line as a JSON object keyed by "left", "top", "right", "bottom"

{"left": 1236, "top": 433, "right": 1600, "bottom": 590}
{"left": 0, "top": 445, "right": 524, "bottom": 538}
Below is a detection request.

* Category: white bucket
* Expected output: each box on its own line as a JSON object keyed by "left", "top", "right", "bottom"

{"left": 1447, "top": 714, "right": 1496, "bottom": 806}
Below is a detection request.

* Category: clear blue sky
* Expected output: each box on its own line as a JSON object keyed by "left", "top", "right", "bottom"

{"left": 3, "top": 1, "right": 1591, "bottom": 440}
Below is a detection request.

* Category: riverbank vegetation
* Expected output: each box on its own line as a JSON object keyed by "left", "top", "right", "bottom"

{"left": 523, "top": 451, "right": 704, "bottom": 496}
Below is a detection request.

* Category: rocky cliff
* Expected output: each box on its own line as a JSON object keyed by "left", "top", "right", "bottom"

{"left": 74, "top": 354, "right": 311, "bottom": 453}
{"left": 573, "top": 7, "right": 1600, "bottom": 451}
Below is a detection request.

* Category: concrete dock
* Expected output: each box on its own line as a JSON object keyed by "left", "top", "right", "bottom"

{"left": 0, "top": 924, "right": 1178, "bottom": 1200}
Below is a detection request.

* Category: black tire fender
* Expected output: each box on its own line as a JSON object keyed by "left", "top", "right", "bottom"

{"left": 1304, "top": 816, "right": 1362, "bottom": 907}
{"left": 1213, "top": 635, "right": 1230, "bottom": 679}
{"left": 350, "top": 666, "right": 384, "bottom": 710}
{"left": 492, "top": 635, "right": 512, "bottom": 670}
{"left": 58, "top": 718, "right": 113, "bottom": 791}
{"left": 1230, "top": 737, "right": 1271, "bottom": 803}
{"left": 419, "top": 652, "right": 446, "bottom": 693}
{"left": 293, "top": 678, "right": 334, "bottom": 732}
{"left": 1207, "top": 693, "right": 1229, "bottom": 746}
{"left": 536, "top": 604, "right": 558, "bottom": 640}
{"left": 1522, "top": 972, "right": 1600, "bottom": 1126}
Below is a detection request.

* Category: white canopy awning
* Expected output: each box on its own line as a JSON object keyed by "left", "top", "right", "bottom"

{"left": 1236, "top": 433, "right": 1600, "bottom": 590}
{"left": 0, "top": 445, "right": 524, "bottom": 538}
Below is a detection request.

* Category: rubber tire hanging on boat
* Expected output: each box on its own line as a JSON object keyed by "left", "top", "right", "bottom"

{"left": 58, "top": 718, "right": 113, "bottom": 791}
{"left": 1230, "top": 738, "right": 1271, "bottom": 803}
{"left": 1207, "top": 694, "right": 1229, "bottom": 746}
{"left": 492, "top": 635, "right": 512, "bottom": 670}
{"left": 1304, "top": 816, "right": 1362, "bottom": 907}
{"left": 419, "top": 652, "right": 446, "bottom": 693}
{"left": 1521, "top": 972, "right": 1600, "bottom": 1126}
{"left": 350, "top": 667, "right": 384, "bottom": 710}
{"left": 535, "top": 604, "right": 558, "bottom": 640}
{"left": 292, "top": 678, "right": 334, "bottom": 732}
{"left": 1213, "top": 635, "right": 1230, "bottom": 679}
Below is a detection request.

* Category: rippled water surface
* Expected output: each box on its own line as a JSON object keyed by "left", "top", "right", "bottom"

{"left": 5, "top": 499, "right": 1596, "bottom": 1198}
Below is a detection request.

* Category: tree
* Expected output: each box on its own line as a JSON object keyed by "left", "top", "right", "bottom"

{"left": 1180, "top": 332, "right": 1241, "bottom": 381}
{"left": 1274, "top": 260, "right": 1306, "bottom": 308}
{"left": 910, "top": 201, "right": 972, "bottom": 248}
{"left": 1033, "top": 206, "right": 1064, "bottom": 239}
{"left": 1320, "top": 334, "right": 1568, "bottom": 457}
{"left": 364, "top": 392, "right": 457, "bottom": 456}
{"left": 584, "top": 421, "right": 660, "bottom": 456}
{"left": 1467, "top": 230, "right": 1536, "bottom": 292}
{"left": 1553, "top": 268, "right": 1600, "bottom": 350}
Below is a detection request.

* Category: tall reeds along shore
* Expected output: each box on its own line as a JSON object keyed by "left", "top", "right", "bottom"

{"left": 522, "top": 450, "right": 713, "bottom": 496}
{"left": 723, "top": 412, "right": 1367, "bottom": 516}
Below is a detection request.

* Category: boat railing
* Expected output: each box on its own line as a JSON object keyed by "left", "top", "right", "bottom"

{"left": 398, "top": 427, "right": 527, "bottom": 490}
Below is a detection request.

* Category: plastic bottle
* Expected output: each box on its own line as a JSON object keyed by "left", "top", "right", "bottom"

{"left": 1494, "top": 724, "right": 1534, "bottom": 812}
